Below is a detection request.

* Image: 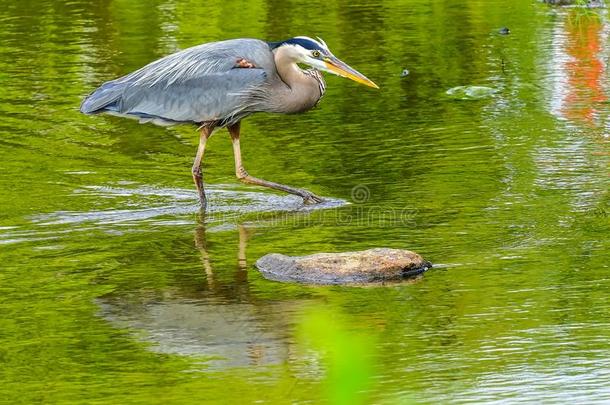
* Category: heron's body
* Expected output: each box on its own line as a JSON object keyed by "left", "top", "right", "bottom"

{"left": 81, "top": 36, "right": 377, "bottom": 209}
{"left": 81, "top": 39, "right": 325, "bottom": 127}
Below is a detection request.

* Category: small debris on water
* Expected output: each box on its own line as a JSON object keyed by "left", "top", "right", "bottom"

{"left": 446, "top": 85, "right": 497, "bottom": 100}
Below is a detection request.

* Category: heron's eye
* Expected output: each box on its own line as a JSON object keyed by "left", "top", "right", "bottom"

{"left": 312, "top": 50, "right": 321, "bottom": 58}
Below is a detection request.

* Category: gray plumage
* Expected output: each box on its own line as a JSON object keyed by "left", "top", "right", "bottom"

{"left": 80, "top": 38, "right": 325, "bottom": 127}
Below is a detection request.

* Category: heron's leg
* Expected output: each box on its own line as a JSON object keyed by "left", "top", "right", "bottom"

{"left": 228, "top": 123, "right": 323, "bottom": 204}
{"left": 192, "top": 126, "right": 213, "bottom": 208}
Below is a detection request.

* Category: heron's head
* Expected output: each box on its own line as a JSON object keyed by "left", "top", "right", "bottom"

{"left": 270, "top": 36, "right": 378, "bottom": 89}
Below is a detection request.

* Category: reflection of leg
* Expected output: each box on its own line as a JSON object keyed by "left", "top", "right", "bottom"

{"left": 234, "top": 224, "right": 250, "bottom": 282}
{"left": 194, "top": 224, "right": 214, "bottom": 289}
{"left": 228, "top": 122, "right": 323, "bottom": 204}
{"left": 191, "top": 126, "right": 213, "bottom": 209}
{"left": 237, "top": 225, "right": 250, "bottom": 272}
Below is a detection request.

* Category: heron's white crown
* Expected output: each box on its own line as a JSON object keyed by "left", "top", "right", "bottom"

{"left": 278, "top": 37, "right": 339, "bottom": 75}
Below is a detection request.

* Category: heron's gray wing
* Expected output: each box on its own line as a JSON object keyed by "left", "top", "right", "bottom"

{"left": 119, "top": 69, "right": 269, "bottom": 124}
{"left": 80, "top": 38, "right": 275, "bottom": 123}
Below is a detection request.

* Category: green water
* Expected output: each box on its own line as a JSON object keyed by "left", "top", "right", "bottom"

{"left": 1, "top": 0, "right": 609, "bottom": 403}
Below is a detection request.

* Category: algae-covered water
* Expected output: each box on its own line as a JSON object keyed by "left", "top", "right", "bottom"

{"left": 1, "top": 0, "right": 609, "bottom": 403}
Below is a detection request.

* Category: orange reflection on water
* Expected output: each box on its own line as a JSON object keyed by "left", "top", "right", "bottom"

{"left": 560, "top": 16, "right": 608, "bottom": 126}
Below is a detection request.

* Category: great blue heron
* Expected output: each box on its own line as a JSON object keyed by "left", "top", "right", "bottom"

{"left": 80, "top": 36, "right": 378, "bottom": 209}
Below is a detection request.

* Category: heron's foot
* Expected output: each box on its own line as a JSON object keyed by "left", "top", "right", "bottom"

{"left": 198, "top": 192, "right": 207, "bottom": 211}
{"left": 300, "top": 191, "right": 324, "bottom": 205}
{"left": 195, "top": 185, "right": 207, "bottom": 210}
{"left": 192, "top": 169, "right": 207, "bottom": 210}
{"left": 236, "top": 171, "right": 323, "bottom": 205}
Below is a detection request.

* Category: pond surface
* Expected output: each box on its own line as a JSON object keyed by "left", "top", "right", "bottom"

{"left": 1, "top": 0, "right": 609, "bottom": 403}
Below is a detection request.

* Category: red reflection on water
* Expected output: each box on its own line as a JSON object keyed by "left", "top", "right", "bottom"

{"left": 560, "top": 16, "right": 607, "bottom": 125}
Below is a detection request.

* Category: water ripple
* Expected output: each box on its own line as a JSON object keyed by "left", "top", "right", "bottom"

{"left": 0, "top": 184, "right": 345, "bottom": 245}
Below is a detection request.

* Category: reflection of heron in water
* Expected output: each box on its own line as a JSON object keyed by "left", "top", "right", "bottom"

{"left": 81, "top": 36, "right": 378, "bottom": 209}
{"left": 193, "top": 223, "right": 273, "bottom": 366}
{"left": 194, "top": 223, "right": 252, "bottom": 297}
{"left": 98, "top": 223, "right": 303, "bottom": 369}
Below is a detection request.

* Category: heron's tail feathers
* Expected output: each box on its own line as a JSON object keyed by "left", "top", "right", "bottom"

{"left": 80, "top": 80, "right": 125, "bottom": 114}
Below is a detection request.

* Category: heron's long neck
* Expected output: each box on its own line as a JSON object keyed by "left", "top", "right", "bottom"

{"left": 272, "top": 47, "right": 322, "bottom": 114}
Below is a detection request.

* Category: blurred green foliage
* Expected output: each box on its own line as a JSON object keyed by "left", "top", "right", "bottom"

{"left": 298, "top": 308, "right": 375, "bottom": 405}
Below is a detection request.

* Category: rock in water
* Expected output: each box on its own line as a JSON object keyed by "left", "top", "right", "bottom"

{"left": 256, "top": 248, "right": 432, "bottom": 285}
{"left": 543, "top": 0, "right": 604, "bottom": 6}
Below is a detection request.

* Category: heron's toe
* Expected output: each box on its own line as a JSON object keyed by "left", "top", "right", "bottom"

{"left": 302, "top": 192, "right": 324, "bottom": 205}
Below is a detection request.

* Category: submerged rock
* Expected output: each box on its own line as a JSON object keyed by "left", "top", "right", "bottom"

{"left": 543, "top": 0, "right": 604, "bottom": 6}
{"left": 256, "top": 248, "right": 432, "bottom": 285}
{"left": 446, "top": 85, "right": 497, "bottom": 100}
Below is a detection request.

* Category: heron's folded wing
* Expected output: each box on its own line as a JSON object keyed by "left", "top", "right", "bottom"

{"left": 80, "top": 38, "right": 274, "bottom": 118}
{"left": 118, "top": 68, "right": 269, "bottom": 123}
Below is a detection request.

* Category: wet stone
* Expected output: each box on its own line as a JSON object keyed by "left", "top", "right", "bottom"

{"left": 255, "top": 248, "right": 432, "bottom": 285}
{"left": 543, "top": 0, "right": 604, "bottom": 6}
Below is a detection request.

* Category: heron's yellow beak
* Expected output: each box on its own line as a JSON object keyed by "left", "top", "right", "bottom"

{"left": 324, "top": 57, "right": 379, "bottom": 89}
